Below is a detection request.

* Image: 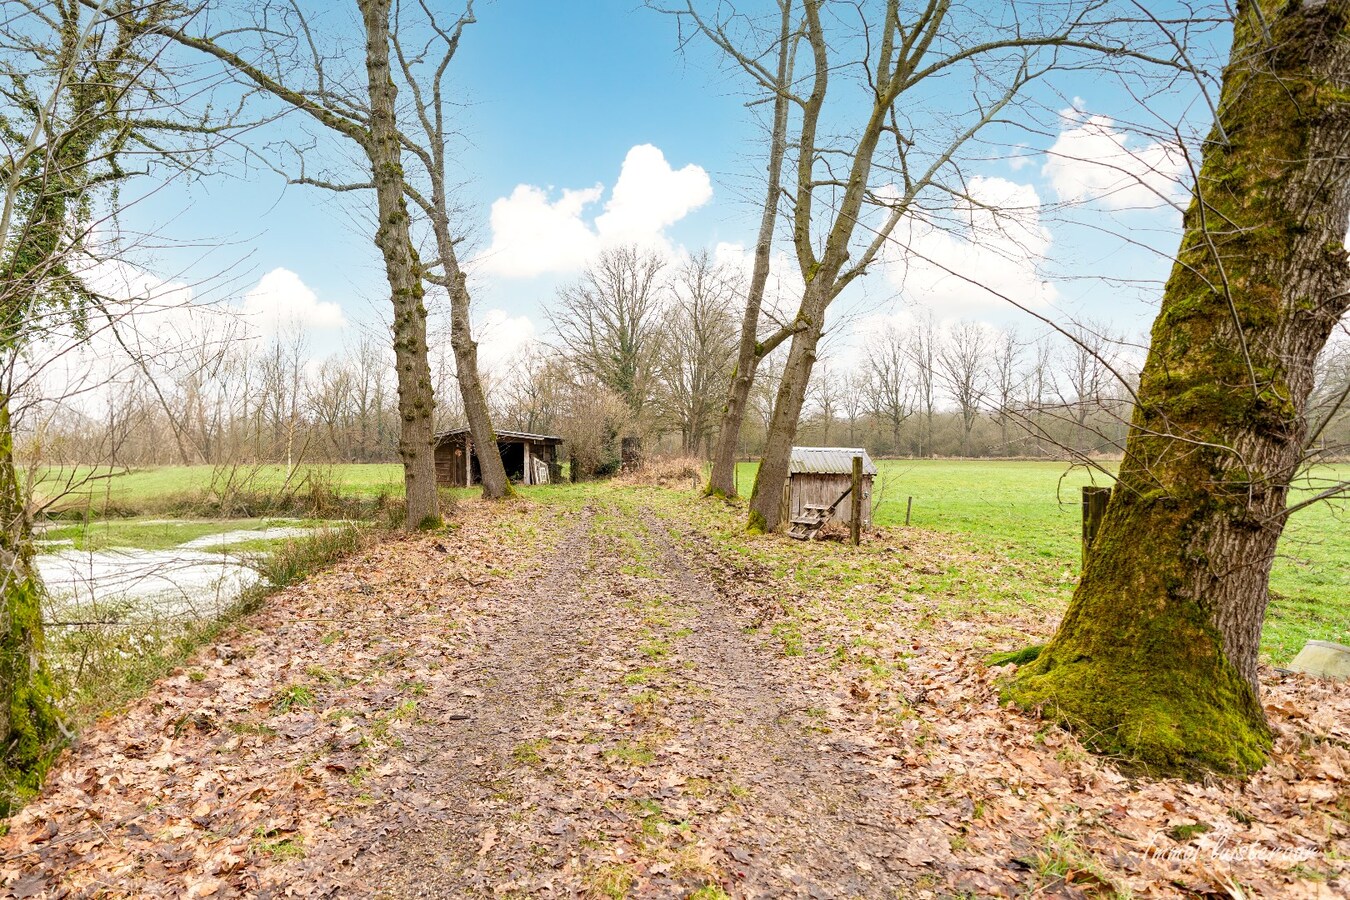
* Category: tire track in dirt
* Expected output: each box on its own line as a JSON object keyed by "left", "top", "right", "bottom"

{"left": 355, "top": 498, "right": 919, "bottom": 898}
{"left": 632, "top": 507, "right": 917, "bottom": 898}
{"left": 355, "top": 502, "right": 613, "bottom": 896}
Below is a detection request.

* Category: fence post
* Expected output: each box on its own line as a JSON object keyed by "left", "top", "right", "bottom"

{"left": 905, "top": 496, "right": 913, "bottom": 527}
{"left": 850, "top": 455, "right": 863, "bottom": 546}
{"left": 1082, "top": 485, "right": 1112, "bottom": 569}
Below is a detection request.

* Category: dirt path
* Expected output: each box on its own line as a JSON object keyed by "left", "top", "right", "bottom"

{"left": 353, "top": 499, "right": 918, "bottom": 898}
{"left": 4, "top": 487, "right": 1347, "bottom": 899}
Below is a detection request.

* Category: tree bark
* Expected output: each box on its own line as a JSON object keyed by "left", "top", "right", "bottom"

{"left": 1009, "top": 0, "right": 1350, "bottom": 776}
{"left": 706, "top": 0, "right": 794, "bottom": 499}
{"left": 0, "top": 397, "right": 60, "bottom": 810}
{"left": 429, "top": 223, "right": 511, "bottom": 500}
{"left": 748, "top": 291, "right": 828, "bottom": 531}
{"left": 359, "top": 0, "right": 439, "bottom": 529}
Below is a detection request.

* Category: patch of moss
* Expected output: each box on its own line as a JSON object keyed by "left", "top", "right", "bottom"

{"left": 987, "top": 645, "right": 1043, "bottom": 667}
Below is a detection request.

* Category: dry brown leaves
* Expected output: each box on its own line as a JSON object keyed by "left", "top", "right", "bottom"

{"left": 689, "top": 518, "right": 1350, "bottom": 899}
{"left": 1, "top": 501, "right": 543, "bottom": 898}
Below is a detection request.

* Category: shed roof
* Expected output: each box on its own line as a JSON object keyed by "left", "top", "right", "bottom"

{"left": 435, "top": 427, "right": 563, "bottom": 445}
{"left": 789, "top": 447, "right": 878, "bottom": 476}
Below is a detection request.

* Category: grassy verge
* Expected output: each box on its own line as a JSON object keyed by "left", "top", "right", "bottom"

{"left": 734, "top": 459, "right": 1349, "bottom": 664}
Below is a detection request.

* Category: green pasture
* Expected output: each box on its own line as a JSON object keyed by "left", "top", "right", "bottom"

{"left": 738, "top": 459, "right": 1349, "bottom": 664}
{"left": 38, "top": 459, "right": 1347, "bottom": 663}
{"left": 35, "top": 464, "right": 406, "bottom": 508}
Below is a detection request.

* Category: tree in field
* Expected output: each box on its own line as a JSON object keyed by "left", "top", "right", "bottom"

{"left": 937, "top": 321, "right": 989, "bottom": 457}
{"left": 670, "top": 1, "right": 1172, "bottom": 531}
{"left": 145, "top": 0, "right": 512, "bottom": 520}
{"left": 863, "top": 325, "right": 912, "bottom": 455}
{"left": 989, "top": 328, "right": 1023, "bottom": 454}
{"left": 656, "top": 251, "right": 739, "bottom": 454}
{"left": 653, "top": 1, "right": 799, "bottom": 497}
{"left": 1009, "top": 0, "right": 1350, "bottom": 775}
{"left": 551, "top": 245, "right": 667, "bottom": 428}
{"left": 388, "top": 0, "right": 511, "bottom": 500}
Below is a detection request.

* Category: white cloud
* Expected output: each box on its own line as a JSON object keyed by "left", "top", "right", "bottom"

{"left": 883, "top": 176, "right": 1057, "bottom": 317}
{"left": 475, "top": 309, "right": 538, "bottom": 374}
{"left": 239, "top": 267, "right": 345, "bottom": 336}
{"left": 1042, "top": 110, "right": 1187, "bottom": 211}
{"left": 476, "top": 144, "right": 712, "bottom": 278}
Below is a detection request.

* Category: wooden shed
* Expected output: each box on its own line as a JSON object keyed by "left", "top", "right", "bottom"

{"left": 434, "top": 428, "right": 563, "bottom": 487}
{"left": 781, "top": 447, "right": 878, "bottom": 528}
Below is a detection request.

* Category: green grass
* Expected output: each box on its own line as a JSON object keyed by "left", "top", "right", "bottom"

{"left": 735, "top": 459, "right": 1349, "bottom": 664}
{"left": 37, "top": 463, "right": 406, "bottom": 504}
{"left": 37, "top": 518, "right": 319, "bottom": 553}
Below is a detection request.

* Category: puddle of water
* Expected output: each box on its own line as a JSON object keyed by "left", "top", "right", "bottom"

{"left": 36, "top": 549, "right": 265, "bottom": 623}
{"left": 179, "top": 526, "right": 312, "bottom": 549}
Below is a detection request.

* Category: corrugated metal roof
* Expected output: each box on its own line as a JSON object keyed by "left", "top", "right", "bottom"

{"left": 789, "top": 447, "right": 878, "bottom": 476}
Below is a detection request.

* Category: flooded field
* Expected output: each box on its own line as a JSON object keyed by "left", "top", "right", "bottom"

{"left": 34, "top": 520, "right": 315, "bottom": 624}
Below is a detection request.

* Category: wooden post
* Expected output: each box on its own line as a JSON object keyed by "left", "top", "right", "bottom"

{"left": 850, "top": 454, "right": 863, "bottom": 546}
{"left": 905, "top": 496, "right": 913, "bottom": 526}
{"left": 1082, "top": 485, "right": 1112, "bottom": 568}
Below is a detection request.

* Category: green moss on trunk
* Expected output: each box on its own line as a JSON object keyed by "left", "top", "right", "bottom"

{"left": 1009, "top": 0, "right": 1350, "bottom": 777}
{"left": 0, "top": 402, "right": 62, "bottom": 813}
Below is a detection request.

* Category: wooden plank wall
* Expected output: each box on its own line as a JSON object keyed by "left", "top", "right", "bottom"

{"left": 787, "top": 473, "right": 873, "bottom": 525}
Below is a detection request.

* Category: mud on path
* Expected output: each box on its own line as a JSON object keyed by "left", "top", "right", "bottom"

{"left": 358, "top": 499, "right": 920, "bottom": 898}
{"left": 4, "top": 488, "right": 1348, "bottom": 899}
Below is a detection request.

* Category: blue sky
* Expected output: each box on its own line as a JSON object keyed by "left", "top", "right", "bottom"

{"left": 117, "top": 0, "right": 1234, "bottom": 370}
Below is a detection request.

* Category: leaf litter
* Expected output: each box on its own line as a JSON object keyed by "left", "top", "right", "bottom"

{"left": 2, "top": 485, "right": 1346, "bottom": 898}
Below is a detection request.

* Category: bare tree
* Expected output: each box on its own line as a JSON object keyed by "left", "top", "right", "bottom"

{"left": 908, "top": 314, "right": 938, "bottom": 457}
{"left": 937, "top": 322, "right": 989, "bottom": 457}
{"left": 389, "top": 1, "right": 510, "bottom": 499}
{"left": 725, "top": 1, "right": 1171, "bottom": 530}
{"left": 657, "top": 250, "right": 739, "bottom": 454}
{"left": 1053, "top": 320, "right": 1124, "bottom": 456}
{"left": 1, "top": 0, "right": 224, "bottom": 802}
{"left": 989, "top": 328, "right": 1023, "bottom": 454}
{"left": 550, "top": 245, "right": 667, "bottom": 430}
{"left": 840, "top": 369, "right": 868, "bottom": 447}
{"left": 142, "top": 0, "right": 443, "bottom": 527}
{"left": 864, "top": 324, "right": 912, "bottom": 456}
{"left": 655, "top": 1, "right": 799, "bottom": 497}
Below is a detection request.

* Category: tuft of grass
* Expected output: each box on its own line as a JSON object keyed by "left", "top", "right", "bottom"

{"left": 1168, "top": 821, "right": 1211, "bottom": 842}
{"left": 585, "top": 863, "right": 635, "bottom": 900}
{"left": 271, "top": 684, "right": 315, "bottom": 713}
{"left": 513, "top": 738, "right": 550, "bottom": 766}
{"left": 603, "top": 742, "right": 655, "bottom": 767}
{"left": 251, "top": 827, "right": 305, "bottom": 861}
{"left": 1020, "top": 830, "right": 1131, "bottom": 898}
{"left": 254, "top": 523, "right": 369, "bottom": 589}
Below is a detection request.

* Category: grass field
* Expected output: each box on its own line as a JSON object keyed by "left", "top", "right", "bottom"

{"left": 737, "top": 459, "right": 1349, "bottom": 664}
{"left": 40, "top": 459, "right": 1347, "bottom": 664}
{"left": 37, "top": 463, "right": 406, "bottom": 507}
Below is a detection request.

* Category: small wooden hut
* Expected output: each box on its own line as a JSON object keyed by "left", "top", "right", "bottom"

{"left": 434, "top": 428, "right": 563, "bottom": 487}
{"left": 781, "top": 447, "right": 877, "bottom": 527}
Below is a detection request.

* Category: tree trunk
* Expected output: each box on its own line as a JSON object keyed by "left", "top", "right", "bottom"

{"left": 748, "top": 295, "right": 827, "bottom": 531}
{"left": 360, "top": 0, "right": 439, "bottom": 529}
{"left": 706, "top": 1, "right": 793, "bottom": 499}
{"left": 0, "top": 397, "right": 60, "bottom": 811}
{"left": 1009, "top": 0, "right": 1350, "bottom": 776}
{"left": 445, "top": 264, "right": 511, "bottom": 500}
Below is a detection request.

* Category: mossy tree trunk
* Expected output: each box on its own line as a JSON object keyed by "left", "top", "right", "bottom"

{"left": 359, "top": 0, "right": 440, "bottom": 530}
{"left": 1009, "top": 0, "right": 1350, "bottom": 776}
{"left": 0, "top": 398, "right": 59, "bottom": 811}
{"left": 705, "top": 0, "right": 796, "bottom": 500}
{"left": 391, "top": 4, "right": 513, "bottom": 502}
